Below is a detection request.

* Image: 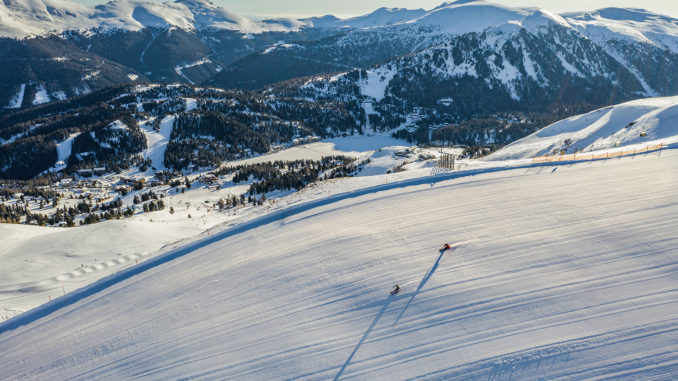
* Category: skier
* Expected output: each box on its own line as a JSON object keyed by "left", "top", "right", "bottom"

{"left": 442, "top": 243, "right": 451, "bottom": 250}
{"left": 391, "top": 284, "right": 401, "bottom": 295}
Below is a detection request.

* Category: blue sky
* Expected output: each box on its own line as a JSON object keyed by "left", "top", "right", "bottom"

{"left": 71, "top": 0, "right": 678, "bottom": 18}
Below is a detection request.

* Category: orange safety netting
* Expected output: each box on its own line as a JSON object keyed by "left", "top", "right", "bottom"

{"left": 532, "top": 144, "right": 664, "bottom": 163}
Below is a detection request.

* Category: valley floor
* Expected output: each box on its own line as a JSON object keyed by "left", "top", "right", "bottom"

{"left": 0, "top": 145, "right": 676, "bottom": 379}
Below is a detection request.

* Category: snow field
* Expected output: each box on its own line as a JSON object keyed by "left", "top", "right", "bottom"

{"left": 0, "top": 135, "right": 411, "bottom": 323}
{"left": 4, "top": 84, "right": 25, "bottom": 109}
{"left": 0, "top": 147, "right": 676, "bottom": 379}
{"left": 487, "top": 96, "right": 678, "bottom": 161}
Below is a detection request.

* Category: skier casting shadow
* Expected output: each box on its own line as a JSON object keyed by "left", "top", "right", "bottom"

{"left": 391, "top": 284, "right": 400, "bottom": 295}
{"left": 393, "top": 245, "right": 450, "bottom": 326}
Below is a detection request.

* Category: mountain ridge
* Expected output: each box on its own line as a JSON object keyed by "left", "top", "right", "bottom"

{"left": 2, "top": 0, "right": 677, "bottom": 43}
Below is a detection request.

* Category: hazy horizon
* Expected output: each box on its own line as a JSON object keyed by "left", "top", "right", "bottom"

{"left": 66, "top": 0, "right": 678, "bottom": 19}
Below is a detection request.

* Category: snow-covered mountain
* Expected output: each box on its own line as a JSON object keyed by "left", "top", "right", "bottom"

{"left": 304, "top": 1, "right": 567, "bottom": 33}
{"left": 3, "top": 0, "right": 676, "bottom": 44}
{"left": 3, "top": 0, "right": 678, "bottom": 142}
{"left": 0, "top": 0, "right": 306, "bottom": 38}
{"left": 305, "top": 7, "right": 427, "bottom": 29}
{"left": 274, "top": 22, "right": 656, "bottom": 142}
{"left": 487, "top": 96, "right": 678, "bottom": 160}
{"left": 406, "top": 1, "right": 569, "bottom": 34}
{"left": 212, "top": 2, "right": 678, "bottom": 95}
{"left": 563, "top": 8, "right": 678, "bottom": 54}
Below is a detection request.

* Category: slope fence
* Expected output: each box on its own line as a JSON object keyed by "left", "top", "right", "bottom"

{"left": 533, "top": 143, "right": 664, "bottom": 163}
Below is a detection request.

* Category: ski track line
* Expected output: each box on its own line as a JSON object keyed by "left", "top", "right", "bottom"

{"left": 341, "top": 297, "right": 678, "bottom": 379}
{"left": 332, "top": 263, "right": 678, "bottom": 372}
{"left": 406, "top": 318, "right": 678, "bottom": 380}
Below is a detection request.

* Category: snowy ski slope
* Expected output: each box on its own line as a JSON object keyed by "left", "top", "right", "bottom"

{"left": 0, "top": 145, "right": 676, "bottom": 379}
{"left": 487, "top": 96, "right": 678, "bottom": 161}
{"left": 0, "top": 135, "right": 410, "bottom": 323}
{"left": 140, "top": 115, "right": 175, "bottom": 170}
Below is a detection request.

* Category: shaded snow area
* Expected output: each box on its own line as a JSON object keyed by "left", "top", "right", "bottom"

{"left": 32, "top": 85, "right": 50, "bottom": 105}
{"left": 0, "top": 220, "right": 203, "bottom": 321}
{"left": 0, "top": 125, "right": 41, "bottom": 146}
{"left": 5, "top": 84, "right": 25, "bottom": 109}
{"left": 360, "top": 66, "right": 396, "bottom": 101}
{"left": 51, "top": 91, "right": 66, "bottom": 101}
{"left": 175, "top": 58, "right": 211, "bottom": 84}
{"left": 487, "top": 96, "right": 678, "bottom": 161}
{"left": 53, "top": 133, "right": 81, "bottom": 171}
{"left": 140, "top": 115, "right": 175, "bottom": 170}
{"left": 0, "top": 143, "right": 677, "bottom": 378}
{"left": 316, "top": 7, "right": 427, "bottom": 29}
{"left": 262, "top": 42, "right": 303, "bottom": 54}
{"left": 184, "top": 97, "right": 197, "bottom": 111}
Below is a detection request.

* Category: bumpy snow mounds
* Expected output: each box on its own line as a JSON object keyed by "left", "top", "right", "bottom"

{"left": 0, "top": 149, "right": 676, "bottom": 379}
{"left": 487, "top": 96, "right": 678, "bottom": 161}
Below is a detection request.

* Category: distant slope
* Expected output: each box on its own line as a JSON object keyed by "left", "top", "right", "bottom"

{"left": 0, "top": 145, "right": 676, "bottom": 379}
{"left": 0, "top": 84, "right": 361, "bottom": 179}
{"left": 487, "top": 96, "right": 678, "bottom": 160}
{"left": 0, "top": 37, "right": 147, "bottom": 109}
{"left": 564, "top": 8, "right": 678, "bottom": 53}
{"left": 304, "top": 7, "right": 427, "bottom": 29}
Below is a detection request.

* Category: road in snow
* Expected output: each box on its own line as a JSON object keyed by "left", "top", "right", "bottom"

{"left": 0, "top": 148, "right": 676, "bottom": 379}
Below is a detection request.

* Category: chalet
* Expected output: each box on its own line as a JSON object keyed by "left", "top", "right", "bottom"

{"left": 202, "top": 174, "right": 218, "bottom": 184}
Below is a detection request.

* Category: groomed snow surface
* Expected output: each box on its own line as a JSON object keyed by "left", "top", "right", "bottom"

{"left": 140, "top": 115, "right": 175, "bottom": 170}
{"left": 487, "top": 95, "right": 678, "bottom": 161}
{"left": 0, "top": 135, "right": 410, "bottom": 322}
{"left": 0, "top": 143, "right": 676, "bottom": 379}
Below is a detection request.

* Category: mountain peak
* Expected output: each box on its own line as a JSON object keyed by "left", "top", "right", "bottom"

{"left": 563, "top": 7, "right": 678, "bottom": 53}
{"left": 407, "top": 1, "right": 569, "bottom": 35}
